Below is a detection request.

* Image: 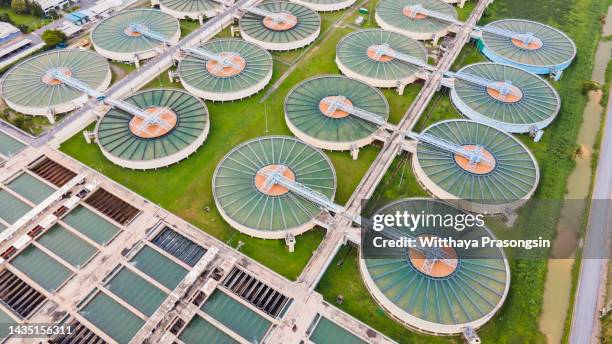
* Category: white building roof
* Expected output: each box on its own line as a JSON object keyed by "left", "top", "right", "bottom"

{"left": 36, "top": 0, "right": 68, "bottom": 10}
{"left": 0, "top": 22, "right": 20, "bottom": 38}
{"left": 87, "top": 0, "right": 122, "bottom": 15}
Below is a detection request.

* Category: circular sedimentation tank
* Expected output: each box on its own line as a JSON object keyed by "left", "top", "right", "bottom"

{"left": 239, "top": 1, "right": 321, "bottom": 51}
{"left": 412, "top": 120, "right": 539, "bottom": 214}
{"left": 336, "top": 29, "right": 428, "bottom": 88}
{"left": 360, "top": 198, "right": 510, "bottom": 335}
{"left": 2, "top": 49, "right": 111, "bottom": 116}
{"left": 450, "top": 63, "right": 560, "bottom": 133}
{"left": 375, "top": 0, "right": 457, "bottom": 41}
{"left": 177, "top": 39, "right": 273, "bottom": 101}
{"left": 290, "top": 0, "right": 356, "bottom": 12}
{"left": 478, "top": 19, "right": 576, "bottom": 75}
{"left": 284, "top": 75, "right": 389, "bottom": 151}
{"left": 96, "top": 89, "right": 209, "bottom": 170}
{"left": 213, "top": 136, "right": 336, "bottom": 239}
{"left": 158, "top": 0, "right": 222, "bottom": 19}
{"left": 91, "top": 9, "right": 180, "bottom": 62}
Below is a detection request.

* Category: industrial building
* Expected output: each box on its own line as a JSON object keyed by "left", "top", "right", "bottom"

{"left": 0, "top": 22, "right": 20, "bottom": 45}
{"left": 290, "top": 0, "right": 357, "bottom": 12}
{"left": 375, "top": 0, "right": 458, "bottom": 41}
{"left": 284, "top": 75, "right": 389, "bottom": 153}
{"left": 477, "top": 19, "right": 576, "bottom": 79}
{"left": 0, "top": 131, "right": 25, "bottom": 166}
{"left": 91, "top": 9, "right": 181, "bottom": 63}
{"left": 336, "top": 29, "right": 428, "bottom": 89}
{"left": 361, "top": 198, "right": 510, "bottom": 335}
{"left": 156, "top": 0, "right": 223, "bottom": 20}
{"left": 1, "top": 49, "right": 111, "bottom": 121}
{"left": 239, "top": 1, "right": 321, "bottom": 51}
{"left": 36, "top": 0, "right": 69, "bottom": 15}
{"left": 213, "top": 136, "right": 336, "bottom": 239}
{"left": 412, "top": 120, "right": 539, "bottom": 214}
{"left": 177, "top": 38, "right": 273, "bottom": 101}
{"left": 96, "top": 89, "right": 210, "bottom": 170}
{"left": 449, "top": 62, "right": 561, "bottom": 133}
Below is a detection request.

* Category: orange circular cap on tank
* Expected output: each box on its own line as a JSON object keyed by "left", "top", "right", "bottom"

{"left": 402, "top": 6, "right": 427, "bottom": 19}
{"left": 41, "top": 68, "right": 72, "bottom": 85}
{"left": 454, "top": 145, "right": 496, "bottom": 174}
{"left": 486, "top": 82, "right": 523, "bottom": 103}
{"left": 408, "top": 234, "right": 458, "bottom": 278}
{"left": 319, "top": 96, "right": 353, "bottom": 118}
{"left": 263, "top": 13, "right": 298, "bottom": 31}
{"left": 510, "top": 35, "right": 543, "bottom": 50}
{"left": 254, "top": 165, "right": 296, "bottom": 196}
{"left": 206, "top": 52, "right": 247, "bottom": 77}
{"left": 128, "top": 106, "right": 178, "bottom": 139}
{"left": 366, "top": 45, "right": 395, "bottom": 62}
{"left": 123, "top": 25, "right": 144, "bottom": 37}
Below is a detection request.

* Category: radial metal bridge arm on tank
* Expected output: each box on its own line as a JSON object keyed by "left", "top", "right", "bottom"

{"left": 243, "top": 6, "right": 296, "bottom": 25}
{"left": 407, "top": 132, "right": 496, "bottom": 171}
{"left": 48, "top": 68, "right": 172, "bottom": 132}
{"left": 258, "top": 166, "right": 345, "bottom": 214}
{"left": 259, "top": 166, "right": 457, "bottom": 273}
{"left": 475, "top": 25, "right": 540, "bottom": 48}
{"left": 183, "top": 47, "right": 242, "bottom": 71}
{"left": 320, "top": 96, "right": 388, "bottom": 127}
{"left": 128, "top": 23, "right": 175, "bottom": 46}
{"left": 48, "top": 68, "right": 105, "bottom": 100}
{"left": 403, "top": 4, "right": 462, "bottom": 25}
{"left": 444, "top": 71, "right": 522, "bottom": 99}
{"left": 372, "top": 44, "right": 434, "bottom": 71}
{"left": 361, "top": 217, "right": 457, "bottom": 274}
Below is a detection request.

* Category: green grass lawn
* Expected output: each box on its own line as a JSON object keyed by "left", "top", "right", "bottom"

{"left": 109, "top": 61, "right": 137, "bottom": 85}
{"left": 60, "top": 4, "right": 421, "bottom": 280}
{"left": 180, "top": 19, "right": 201, "bottom": 37}
{"left": 0, "top": 6, "right": 51, "bottom": 32}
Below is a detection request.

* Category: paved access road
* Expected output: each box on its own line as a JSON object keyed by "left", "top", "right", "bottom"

{"left": 570, "top": 90, "right": 612, "bottom": 344}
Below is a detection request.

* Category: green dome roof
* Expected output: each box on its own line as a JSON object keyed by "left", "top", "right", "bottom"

{"left": 336, "top": 29, "right": 427, "bottom": 82}
{"left": 285, "top": 75, "right": 388, "bottom": 145}
{"left": 363, "top": 198, "right": 509, "bottom": 328}
{"left": 213, "top": 136, "right": 336, "bottom": 233}
{"left": 97, "top": 89, "right": 208, "bottom": 163}
{"left": 91, "top": 9, "right": 180, "bottom": 54}
{"left": 415, "top": 120, "right": 538, "bottom": 203}
{"left": 240, "top": 2, "right": 320, "bottom": 44}
{"left": 452, "top": 63, "right": 560, "bottom": 126}
{"left": 376, "top": 0, "right": 457, "bottom": 35}
{"left": 481, "top": 19, "right": 576, "bottom": 69}
{"left": 159, "top": 0, "right": 221, "bottom": 14}
{"left": 178, "top": 39, "right": 273, "bottom": 95}
{"left": 2, "top": 49, "right": 109, "bottom": 110}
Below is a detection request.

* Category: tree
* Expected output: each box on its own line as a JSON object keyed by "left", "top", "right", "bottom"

{"left": 28, "top": 1, "right": 44, "bottom": 17}
{"left": 42, "top": 29, "right": 67, "bottom": 49}
{"left": 47, "top": 9, "right": 58, "bottom": 19}
{"left": 10, "top": 0, "right": 28, "bottom": 14}
{"left": 0, "top": 13, "right": 14, "bottom": 25}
